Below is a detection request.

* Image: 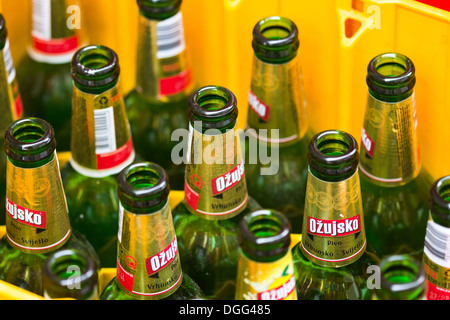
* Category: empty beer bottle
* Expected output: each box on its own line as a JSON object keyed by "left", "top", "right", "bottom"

{"left": 373, "top": 255, "right": 425, "bottom": 300}
{"left": 292, "top": 130, "right": 377, "bottom": 300}
{"left": 17, "top": 0, "right": 83, "bottom": 152}
{"left": 0, "top": 117, "right": 99, "bottom": 296}
{"left": 0, "top": 14, "right": 23, "bottom": 225}
{"left": 359, "top": 52, "right": 432, "bottom": 259}
{"left": 43, "top": 249, "right": 99, "bottom": 300}
{"left": 100, "top": 162, "right": 202, "bottom": 300}
{"left": 422, "top": 176, "right": 450, "bottom": 300}
{"left": 125, "top": 0, "right": 194, "bottom": 190}
{"left": 61, "top": 45, "right": 136, "bottom": 268}
{"left": 235, "top": 209, "right": 297, "bottom": 300}
{"left": 244, "top": 16, "right": 311, "bottom": 234}
{"left": 172, "top": 85, "right": 261, "bottom": 300}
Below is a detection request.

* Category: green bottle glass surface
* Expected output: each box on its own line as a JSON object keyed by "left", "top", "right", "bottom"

{"left": 16, "top": 0, "right": 83, "bottom": 152}
{"left": 0, "top": 117, "right": 99, "bottom": 296}
{"left": 359, "top": 52, "right": 432, "bottom": 260}
{"left": 60, "top": 45, "right": 136, "bottom": 268}
{"left": 292, "top": 130, "right": 378, "bottom": 300}
{"left": 422, "top": 176, "right": 450, "bottom": 300}
{"left": 244, "top": 16, "right": 311, "bottom": 234}
{"left": 0, "top": 14, "right": 23, "bottom": 226}
{"left": 235, "top": 209, "right": 297, "bottom": 300}
{"left": 43, "top": 248, "right": 100, "bottom": 300}
{"left": 172, "top": 85, "right": 261, "bottom": 300}
{"left": 125, "top": 0, "right": 194, "bottom": 191}
{"left": 373, "top": 255, "right": 425, "bottom": 300}
{"left": 100, "top": 162, "right": 203, "bottom": 300}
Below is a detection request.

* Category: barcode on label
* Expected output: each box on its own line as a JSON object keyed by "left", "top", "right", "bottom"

{"left": 32, "top": 0, "right": 52, "bottom": 40}
{"left": 424, "top": 220, "right": 450, "bottom": 267}
{"left": 156, "top": 11, "right": 186, "bottom": 59}
{"left": 3, "top": 39, "right": 16, "bottom": 84}
{"left": 93, "top": 107, "right": 117, "bottom": 155}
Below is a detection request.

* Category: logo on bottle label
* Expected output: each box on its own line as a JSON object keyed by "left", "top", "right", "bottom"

{"left": 301, "top": 169, "right": 366, "bottom": 268}
{"left": 211, "top": 160, "right": 245, "bottom": 196}
{"left": 361, "top": 127, "right": 375, "bottom": 157}
{"left": 145, "top": 236, "right": 178, "bottom": 276}
{"left": 6, "top": 197, "right": 47, "bottom": 229}
{"left": 248, "top": 89, "right": 270, "bottom": 122}
{"left": 257, "top": 275, "right": 296, "bottom": 300}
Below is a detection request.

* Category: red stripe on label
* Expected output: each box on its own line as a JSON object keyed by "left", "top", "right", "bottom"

{"left": 306, "top": 215, "right": 361, "bottom": 237}
{"left": 211, "top": 161, "right": 245, "bottom": 196}
{"left": 32, "top": 35, "right": 79, "bottom": 54}
{"left": 248, "top": 89, "right": 270, "bottom": 122}
{"left": 15, "top": 95, "right": 23, "bottom": 118}
{"left": 159, "top": 69, "right": 192, "bottom": 96}
{"left": 426, "top": 281, "right": 450, "bottom": 300}
{"left": 185, "top": 179, "right": 200, "bottom": 211}
{"left": 96, "top": 138, "right": 133, "bottom": 170}
{"left": 117, "top": 259, "right": 135, "bottom": 292}
{"left": 145, "top": 236, "right": 178, "bottom": 276}
{"left": 361, "top": 127, "right": 375, "bottom": 157}
{"left": 6, "top": 197, "right": 47, "bottom": 229}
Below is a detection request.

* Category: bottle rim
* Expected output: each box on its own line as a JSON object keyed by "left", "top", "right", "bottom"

{"left": 379, "top": 254, "right": 425, "bottom": 298}
{"left": 71, "top": 45, "right": 120, "bottom": 90}
{"left": 117, "top": 161, "right": 170, "bottom": 212}
{"left": 430, "top": 175, "right": 450, "bottom": 222}
{"left": 366, "top": 52, "right": 416, "bottom": 97}
{"left": 188, "top": 85, "right": 238, "bottom": 130}
{"left": 239, "top": 209, "right": 291, "bottom": 259}
{"left": 5, "top": 117, "right": 56, "bottom": 163}
{"left": 137, "top": 0, "right": 182, "bottom": 16}
{"left": 43, "top": 249, "right": 97, "bottom": 293}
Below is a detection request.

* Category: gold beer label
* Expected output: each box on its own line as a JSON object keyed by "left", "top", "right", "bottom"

{"left": 5, "top": 154, "right": 71, "bottom": 254}
{"left": 423, "top": 219, "right": 450, "bottom": 300}
{"left": 247, "top": 56, "right": 307, "bottom": 144}
{"left": 184, "top": 123, "right": 248, "bottom": 220}
{"left": 116, "top": 202, "right": 183, "bottom": 299}
{"left": 235, "top": 250, "right": 297, "bottom": 300}
{"left": 136, "top": 12, "right": 193, "bottom": 98}
{"left": 70, "top": 84, "right": 135, "bottom": 177}
{"left": 301, "top": 169, "right": 366, "bottom": 268}
{"left": 359, "top": 93, "right": 420, "bottom": 186}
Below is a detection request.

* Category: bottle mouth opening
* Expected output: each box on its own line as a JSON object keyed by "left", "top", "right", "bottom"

{"left": 188, "top": 85, "right": 238, "bottom": 130}
{"left": 44, "top": 249, "right": 97, "bottom": 288}
{"left": 252, "top": 16, "right": 299, "bottom": 63}
{"left": 379, "top": 255, "right": 425, "bottom": 298}
{"left": 137, "top": 0, "right": 182, "bottom": 17}
{"left": 309, "top": 130, "right": 358, "bottom": 165}
{"left": 430, "top": 176, "right": 450, "bottom": 221}
{"left": 5, "top": 118, "right": 56, "bottom": 163}
{"left": 367, "top": 52, "right": 415, "bottom": 97}
{"left": 118, "top": 162, "right": 170, "bottom": 211}
{"left": 239, "top": 209, "right": 291, "bottom": 258}
{"left": 72, "top": 45, "right": 120, "bottom": 89}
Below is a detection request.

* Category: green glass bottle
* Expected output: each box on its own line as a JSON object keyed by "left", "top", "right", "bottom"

{"left": 16, "top": 0, "right": 83, "bottom": 152}
{"left": 172, "top": 85, "right": 261, "bottom": 300}
{"left": 0, "top": 117, "right": 99, "bottom": 296}
{"left": 60, "top": 45, "right": 136, "bottom": 268}
{"left": 359, "top": 52, "right": 432, "bottom": 260}
{"left": 125, "top": 0, "right": 194, "bottom": 191}
{"left": 100, "top": 161, "right": 202, "bottom": 300}
{"left": 244, "top": 16, "right": 311, "bottom": 234}
{"left": 292, "top": 130, "right": 378, "bottom": 300}
{"left": 373, "top": 255, "right": 425, "bottom": 300}
{"left": 43, "top": 248, "right": 99, "bottom": 300}
{"left": 422, "top": 176, "right": 450, "bottom": 300}
{"left": 235, "top": 209, "right": 297, "bottom": 300}
{"left": 0, "top": 14, "right": 23, "bottom": 226}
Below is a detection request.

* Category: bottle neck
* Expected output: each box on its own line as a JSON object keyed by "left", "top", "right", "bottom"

{"left": 135, "top": 10, "right": 193, "bottom": 101}
{"left": 184, "top": 121, "right": 249, "bottom": 220}
{"left": 116, "top": 201, "right": 183, "bottom": 299}
{"left": 301, "top": 168, "right": 367, "bottom": 268}
{"left": 28, "top": 0, "right": 81, "bottom": 64}
{"left": 359, "top": 89, "right": 420, "bottom": 187}
{"left": 70, "top": 82, "right": 135, "bottom": 178}
{"left": 5, "top": 151, "right": 72, "bottom": 254}
{"left": 247, "top": 55, "right": 307, "bottom": 144}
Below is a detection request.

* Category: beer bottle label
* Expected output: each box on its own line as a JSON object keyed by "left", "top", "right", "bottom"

{"left": 301, "top": 169, "right": 366, "bottom": 267}
{"left": 70, "top": 84, "right": 135, "bottom": 177}
{"left": 423, "top": 219, "right": 450, "bottom": 300}
{"left": 359, "top": 93, "right": 420, "bottom": 186}
{"left": 247, "top": 56, "right": 307, "bottom": 145}
{"left": 136, "top": 12, "right": 193, "bottom": 98}
{"left": 184, "top": 123, "right": 248, "bottom": 220}
{"left": 5, "top": 154, "right": 71, "bottom": 254}
{"left": 116, "top": 203, "right": 183, "bottom": 299}
{"left": 30, "top": 0, "right": 80, "bottom": 63}
{"left": 235, "top": 250, "right": 297, "bottom": 300}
